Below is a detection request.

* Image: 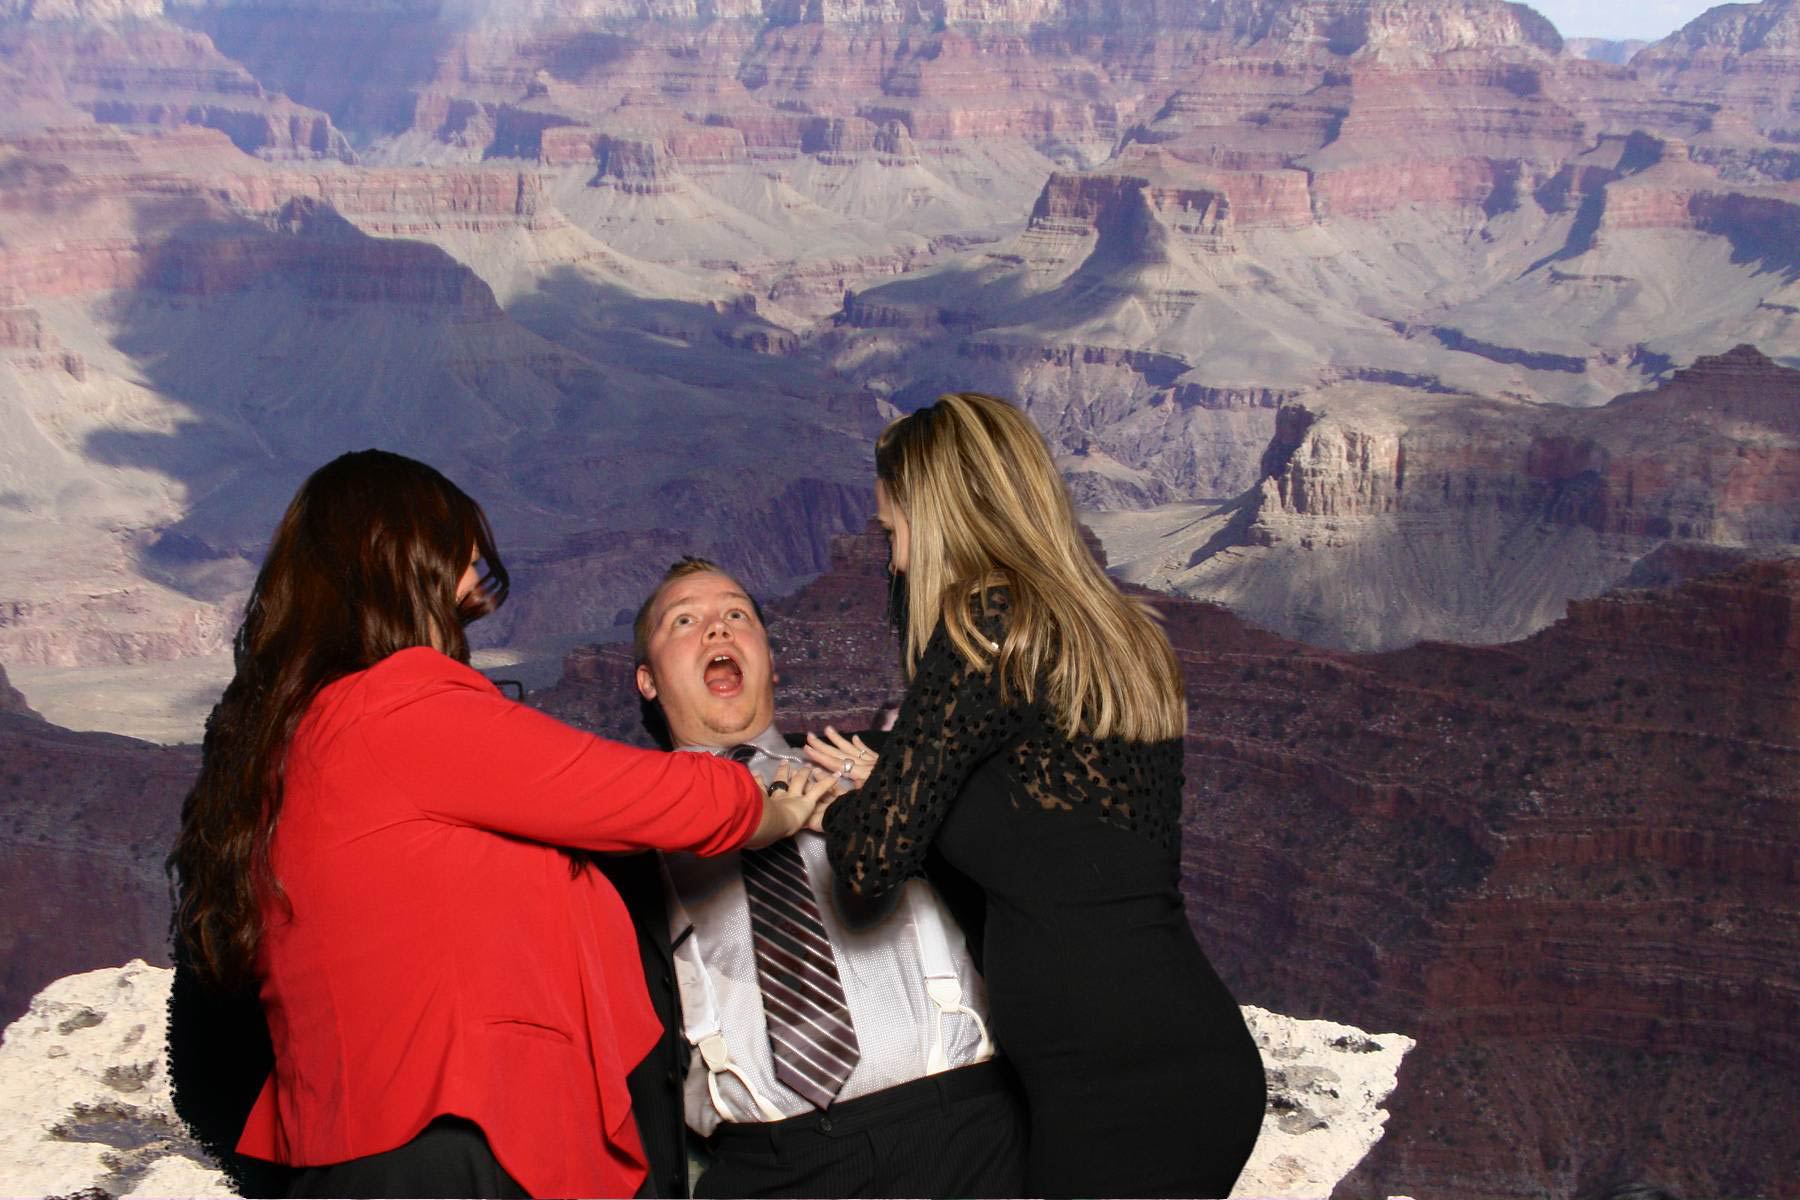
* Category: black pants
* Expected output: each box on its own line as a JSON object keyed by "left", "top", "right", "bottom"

{"left": 695, "top": 1059, "right": 1029, "bottom": 1199}
{"left": 286, "top": 1116, "right": 529, "bottom": 1199}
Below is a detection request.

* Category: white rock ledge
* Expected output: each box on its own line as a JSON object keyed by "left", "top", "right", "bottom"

{"left": 0, "top": 961, "right": 227, "bottom": 1199}
{"left": 1233, "top": 1005, "right": 1415, "bottom": 1199}
{"left": 0, "top": 964, "right": 1411, "bottom": 1199}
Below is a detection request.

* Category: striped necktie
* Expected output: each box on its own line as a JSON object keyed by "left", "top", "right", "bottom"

{"left": 729, "top": 743, "right": 861, "bottom": 1109}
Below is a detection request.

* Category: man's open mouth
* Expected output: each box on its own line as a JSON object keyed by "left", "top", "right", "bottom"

{"left": 703, "top": 652, "right": 743, "bottom": 696}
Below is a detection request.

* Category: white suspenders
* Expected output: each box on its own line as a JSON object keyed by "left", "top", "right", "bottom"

{"left": 667, "top": 869, "right": 994, "bottom": 1123}
{"left": 903, "top": 880, "right": 995, "bottom": 1074}
{"left": 667, "top": 886, "right": 788, "bottom": 1123}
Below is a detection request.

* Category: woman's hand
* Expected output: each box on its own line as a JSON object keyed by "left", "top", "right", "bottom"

{"left": 803, "top": 792, "right": 835, "bottom": 835}
{"left": 802, "top": 727, "right": 878, "bottom": 794}
{"left": 745, "top": 761, "right": 840, "bottom": 848}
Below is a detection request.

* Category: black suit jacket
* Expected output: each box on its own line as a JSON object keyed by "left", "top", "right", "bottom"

{"left": 596, "top": 850, "right": 693, "bottom": 1199}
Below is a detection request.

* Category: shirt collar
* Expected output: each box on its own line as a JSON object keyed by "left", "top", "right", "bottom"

{"left": 679, "top": 723, "right": 794, "bottom": 762}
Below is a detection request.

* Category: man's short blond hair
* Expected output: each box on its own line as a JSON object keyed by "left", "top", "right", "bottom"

{"left": 632, "top": 556, "right": 764, "bottom": 665}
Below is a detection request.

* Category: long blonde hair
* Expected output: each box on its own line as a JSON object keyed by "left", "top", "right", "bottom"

{"left": 875, "top": 392, "right": 1185, "bottom": 742}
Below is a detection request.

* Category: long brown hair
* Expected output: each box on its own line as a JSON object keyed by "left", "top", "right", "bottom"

{"left": 876, "top": 392, "right": 1184, "bottom": 742}
{"left": 171, "top": 450, "right": 508, "bottom": 987}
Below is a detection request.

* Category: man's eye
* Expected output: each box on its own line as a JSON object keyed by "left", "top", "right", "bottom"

{"left": 672, "top": 614, "right": 693, "bottom": 627}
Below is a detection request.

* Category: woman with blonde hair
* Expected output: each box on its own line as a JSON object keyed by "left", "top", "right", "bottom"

{"left": 816, "top": 394, "right": 1265, "bottom": 1197}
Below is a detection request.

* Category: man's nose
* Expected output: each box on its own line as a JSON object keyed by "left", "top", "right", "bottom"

{"left": 704, "top": 618, "right": 732, "bottom": 639}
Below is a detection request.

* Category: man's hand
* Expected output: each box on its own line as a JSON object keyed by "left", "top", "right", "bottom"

{"left": 745, "top": 761, "right": 840, "bottom": 848}
{"left": 802, "top": 726, "right": 878, "bottom": 793}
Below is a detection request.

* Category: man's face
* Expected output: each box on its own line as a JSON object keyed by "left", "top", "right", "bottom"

{"left": 635, "top": 570, "right": 776, "bottom": 748}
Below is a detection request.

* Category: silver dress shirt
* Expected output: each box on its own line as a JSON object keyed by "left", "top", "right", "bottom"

{"left": 665, "top": 725, "right": 993, "bottom": 1135}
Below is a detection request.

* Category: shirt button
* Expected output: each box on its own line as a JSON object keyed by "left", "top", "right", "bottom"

{"left": 818, "top": 1117, "right": 833, "bottom": 1132}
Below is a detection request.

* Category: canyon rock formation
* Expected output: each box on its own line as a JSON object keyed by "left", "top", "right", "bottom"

{"left": 1564, "top": 38, "right": 1648, "bottom": 64}
{"left": 0, "top": 710, "right": 193, "bottom": 1025}
{"left": 0, "top": 0, "right": 1797, "bottom": 712}
{"left": 1091, "top": 344, "right": 1800, "bottom": 649}
{"left": 0, "top": 960, "right": 227, "bottom": 1198}
{"left": 0, "top": 664, "right": 37, "bottom": 716}
{"left": 0, "top": 118, "right": 884, "bottom": 672}
{"left": 1166, "top": 553, "right": 1800, "bottom": 1200}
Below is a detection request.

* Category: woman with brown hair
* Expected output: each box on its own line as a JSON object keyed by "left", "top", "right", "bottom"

{"left": 817, "top": 394, "right": 1266, "bottom": 1197}
{"left": 170, "top": 449, "right": 829, "bottom": 1198}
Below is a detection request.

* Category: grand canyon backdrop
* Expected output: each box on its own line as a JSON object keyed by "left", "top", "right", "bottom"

{"left": 0, "top": 0, "right": 1796, "bottom": 1196}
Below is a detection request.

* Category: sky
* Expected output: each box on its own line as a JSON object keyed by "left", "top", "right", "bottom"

{"left": 1526, "top": 0, "right": 1726, "bottom": 42}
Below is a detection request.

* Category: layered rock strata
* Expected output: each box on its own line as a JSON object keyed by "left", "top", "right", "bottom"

{"left": 1634, "top": 0, "right": 1800, "bottom": 143}
{"left": 2, "top": 0, "right": 1798, "bottom": 700}
{"left": 0, "top": 712, "right": 194, "bottom": 1025}
{"left": 0, "top": 15, "right": 352, "bottom": 161}
{"left": 1093, "top": 345, "right": 1800, "bottom": 650}
{"left": 1164, "top": 557, "right": 1799, "bottom": 1199}
{"left": 0, "top": 120, "right": 885, "bottom": 672}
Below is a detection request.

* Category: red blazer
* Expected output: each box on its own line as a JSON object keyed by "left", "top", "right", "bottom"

{"left": 235, "top": 647, "right": 763, "bottom": 1198}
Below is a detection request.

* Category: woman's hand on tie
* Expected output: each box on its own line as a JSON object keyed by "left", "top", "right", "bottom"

{"left": 746, "top": 761, "right": 840, "bottom": 848}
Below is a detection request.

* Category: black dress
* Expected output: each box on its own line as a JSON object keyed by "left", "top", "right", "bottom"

{"left": 822, "top": 593, "right": 1266, "bottom": 1199}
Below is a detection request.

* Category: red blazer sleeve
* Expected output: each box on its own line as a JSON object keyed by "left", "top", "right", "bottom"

{"left": 353, "top": 650, "right": 763, "bottom": 856}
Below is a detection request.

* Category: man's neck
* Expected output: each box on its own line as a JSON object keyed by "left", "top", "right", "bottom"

{"left": 677, "top": 722, "right": 787, "bottom": 757}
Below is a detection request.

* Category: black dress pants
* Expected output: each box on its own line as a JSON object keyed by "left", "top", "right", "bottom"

{"left": 695, "top": 1059, "right": 1029, "bottom": 1199}
{"left": 286, "top": 1116, "right": 529, "bottom": 1199}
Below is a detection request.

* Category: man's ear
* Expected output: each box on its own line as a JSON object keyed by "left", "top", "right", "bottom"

{"left": 635, "top": 663, "right": 657, "bottom": 701}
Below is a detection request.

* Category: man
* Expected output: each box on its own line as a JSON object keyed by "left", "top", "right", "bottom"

{"left": 621, "top": 556, "right": 1027, "bottom": 1198}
